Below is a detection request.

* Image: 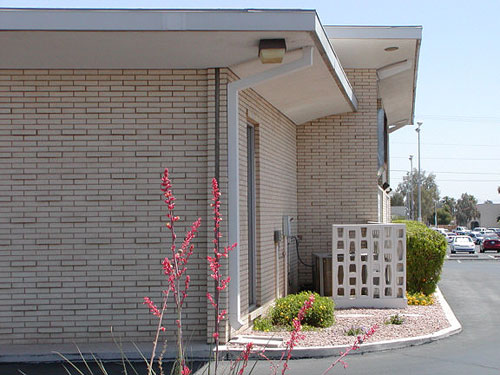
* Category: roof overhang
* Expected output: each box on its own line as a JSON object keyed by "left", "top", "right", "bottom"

{"left": 326, "top": 26, "right": 422, "bottom": 130}
{"left": 0, "top": 9, "right": 358, "bottom": 124}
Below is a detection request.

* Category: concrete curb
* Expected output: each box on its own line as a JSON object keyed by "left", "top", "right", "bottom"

{"left": 217, "top": 286, "right": 462, "bottom": 359}
{"left": 446, "top": 255, "right": 496, "bottom": 261}
{"left": 0, "top": 342, "right": 210, "bottom": 363}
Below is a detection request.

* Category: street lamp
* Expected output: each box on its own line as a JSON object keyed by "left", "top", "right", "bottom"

{"left": 409, "top": 155, "right": 414, "bottom": 220}
{"left": 416, "top": 122, "right": 423, "bottom": 222}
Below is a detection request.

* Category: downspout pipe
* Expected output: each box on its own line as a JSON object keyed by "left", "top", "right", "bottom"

{"left": 227, "top": 46, "right": 314, "bottom": 330}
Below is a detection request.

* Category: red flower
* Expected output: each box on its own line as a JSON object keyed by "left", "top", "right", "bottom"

{"left": 231, "top": 342, "right": 254, "bottom": 375}
{"left": 321, "top": 324, "right": 378, "bottom": 375}
{"left": 280, "top": 295, "right": 315, "bottom": 375}
{"left": 143, "top": 168, "right": 201, "bottom": 375}
{"left": 206, "top": 178, "right": 237, "bottom": 342}
{"left": 143, "top": 297, "right": 161, "bottom": 317}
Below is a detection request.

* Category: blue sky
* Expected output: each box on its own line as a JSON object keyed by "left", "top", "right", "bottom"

{"left": 2, "top": 0, "right": 500, "bottom": 203}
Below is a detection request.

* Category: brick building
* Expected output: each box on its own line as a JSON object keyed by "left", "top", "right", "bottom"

{"left": 0, "top": 9, "right": 421, "bottom": 348}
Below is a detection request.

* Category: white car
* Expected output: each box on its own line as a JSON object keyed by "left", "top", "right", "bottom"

{"left": 450, "top": 236, "right": 475, "bottom": 254}
{"left": 434, "top": 228, "right": 448, "bottom": 236}
{"left": 446, "top": 232, "right": 457, "bottom": 243}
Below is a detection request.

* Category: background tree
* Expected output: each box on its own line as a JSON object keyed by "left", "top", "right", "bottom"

{"left": 396, "top": 171, "right": 440, "bottom": 224}
{"left": 436, "top": 208, "right": 452, "bottom": 225}
{"left": 390, "top": 192, "right": 405, "bottom": 206}
{"left": 441, "top": 196, "right": 456, "bottom": 218}
{"left": 455, "top": 193, "right": 480, "bottom": 226}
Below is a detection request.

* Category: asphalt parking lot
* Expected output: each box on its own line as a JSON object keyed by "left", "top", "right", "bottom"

{"left": 248, "top": 259, "right": 500, "bottom": 375}
{"left": 447, "top": 243, "right": 500, "bottom": 260}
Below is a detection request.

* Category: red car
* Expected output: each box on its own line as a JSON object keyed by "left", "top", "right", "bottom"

{"left": 481, "top": 235, "right": 500, "bottom": 253}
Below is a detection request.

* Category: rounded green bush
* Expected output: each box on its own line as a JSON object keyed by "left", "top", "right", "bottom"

{"left": 270, "top": 291, "right": 334, "bottom": 329}
{"left": 253, "top": 316, "right": 273, "bottom": 332}
{"left": 395, "top": 220, "right": 447, "bottom": 295}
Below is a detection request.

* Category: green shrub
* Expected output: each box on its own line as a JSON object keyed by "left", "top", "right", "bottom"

{"left": 344, "top": 326, "right": 364, "bottom": 336}
{"left": 395, "top": 220, "right": 447, "bottom": 295}
{"left": 253, "top": 316, "right": 273, "bottom": 332}
{"left": 270, "top": 291, "right": 334, "bottom": 329}
{"left": 385, "top": 313, "right": 405, "bottom": 325}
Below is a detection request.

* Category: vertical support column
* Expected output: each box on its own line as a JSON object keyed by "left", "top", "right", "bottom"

{"left": 369, "top": 225, "right": 382, "bottom": 301}
{"left": 332, "top": 226, "right": 346, "bottom": 299}
{"left": 382, "top": 226, "right": 394, "bottom": 299}
{"left": 395, "top": 226, "right": 406, "bottom": 299}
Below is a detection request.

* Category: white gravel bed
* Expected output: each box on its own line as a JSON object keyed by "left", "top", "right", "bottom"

{"left": 229, "top": 295, "right": 450, "bottom": 348}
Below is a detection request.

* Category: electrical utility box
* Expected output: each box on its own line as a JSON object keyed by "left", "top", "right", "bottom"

{"left": 282, "top": 215, "right": 293, "bottom": 238}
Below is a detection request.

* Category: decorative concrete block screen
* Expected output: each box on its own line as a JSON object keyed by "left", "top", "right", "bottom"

{"left": 332, "top": 224, "right": 407, "bottom": 308}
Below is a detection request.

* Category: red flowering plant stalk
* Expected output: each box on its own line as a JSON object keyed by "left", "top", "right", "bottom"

{"left": 207, "top": 178, "right": 237, "bottom": 373}
{"left": 143, "top": 168, "right": 201, "bottom": 375}
{"left": 321, "top": 324, "right": 378, "bottom": 375}
{"left": 229, "top": 342, "right": 254, "bottom": 375}
{"left": 279, "top": 294, "right": 315, "bottom": 375}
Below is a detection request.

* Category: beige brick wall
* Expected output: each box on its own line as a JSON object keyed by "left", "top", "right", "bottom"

{"left": 0, "top": 66, "right": 380, "bottom": 343}
{"left": 0, "top": 69, "right": 211, "bottom": 344}
{"left": 237, "top": 81, "right": 299, "bottom": 320}
{"left": 0, "top": 67, "right": 299, "bottom": 345}
{"left": 296, "top": 69, "right": 379, "bottom": 286}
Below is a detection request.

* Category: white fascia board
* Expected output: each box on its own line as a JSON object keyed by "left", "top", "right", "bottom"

{"left": 408, "top": 38, "right": 422, "bottom": 126}
{"left": 0, "top": 8, "right": 358, "bottom": 114}
{"left": 313, "top": 16, "right": 358, "bottom": 111}
{"left": 0, "top": 8, "right": 318, "bottom": 31}
{"left": 325, "top": 25, "right": 422, "bottom": 40}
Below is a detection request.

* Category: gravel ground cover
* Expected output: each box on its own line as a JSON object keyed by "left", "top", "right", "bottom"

{"left": 229, "top": 294, "right": 450, "bottom": 348}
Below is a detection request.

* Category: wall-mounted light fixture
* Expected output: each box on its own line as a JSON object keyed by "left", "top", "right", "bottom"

{"left": 259, "top": 39, "right": 286, "bottom": 64}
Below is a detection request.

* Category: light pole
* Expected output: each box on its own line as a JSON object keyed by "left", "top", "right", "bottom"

{"left": 409, "top": 155, "right": 414, "bottom": 220}
{"left": 416, "top": 122, "right": 422, "bottom": 222}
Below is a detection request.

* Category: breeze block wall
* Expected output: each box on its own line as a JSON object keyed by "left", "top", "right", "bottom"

{"left": 296, "top": 69, "right": 379, "bottom": 287}
{"left": 0, "top": 69, "right": 211, "bottom": 345}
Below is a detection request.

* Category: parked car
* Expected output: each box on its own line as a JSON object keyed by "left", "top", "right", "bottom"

{"left": 450, "top": 236, "right": 475, "bottom": 254}
{"left": 481, "top": 235, "right": 500, "bottom": 253}
{"left": 472, "top": 227, "right": 488, "bottom": 233}
{"left": 446, "top": 232, "right": 457, "bottom": 243}
{"left": 434, "top": 228, "right": 447, "bottom": 236}
{"left": 469, "top": 232, "right": 483, "bottom": 245}
{"left": 479, "top": 232, "right": 500, "bottom": 243}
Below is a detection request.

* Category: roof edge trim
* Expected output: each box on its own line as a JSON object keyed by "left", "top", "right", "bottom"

{"left": 0, "top": 8, "right": 318, "bottom": 31}
{"left": 407, "top": 38, "right": 422, "bottom": 126}
{"left": 325, "top": 25, "right": 422, "bottom": 40}
{"left": 314, "top": 16, "right": 358, "bottom": 111}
